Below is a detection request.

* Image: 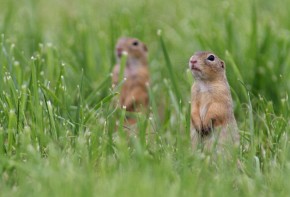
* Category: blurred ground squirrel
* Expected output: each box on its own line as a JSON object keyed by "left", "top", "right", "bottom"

{"left": 188, "top": 51, "right": 239, "bottom": 150}
{"left": 112, "top": 37, "right": 149, "bottom": 124}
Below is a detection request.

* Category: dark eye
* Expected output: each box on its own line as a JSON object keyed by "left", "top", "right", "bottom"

{"left": 207, "top": 55, "right": 215, "bottom": 61}
{"left": 132, "top": 41, "right": 139, "bottom": 46}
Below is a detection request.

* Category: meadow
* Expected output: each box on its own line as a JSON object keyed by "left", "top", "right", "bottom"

{"left": 0, "top": 0, "right": 290, "bottom": 196}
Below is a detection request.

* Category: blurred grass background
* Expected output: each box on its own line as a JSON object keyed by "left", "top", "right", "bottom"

{"left": 0, "top": 0, "right": 290, "bottom": 196}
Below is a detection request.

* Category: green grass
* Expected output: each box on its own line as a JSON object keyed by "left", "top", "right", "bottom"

{"left": 0, "top": 0, "right": 290, "bottom": 196}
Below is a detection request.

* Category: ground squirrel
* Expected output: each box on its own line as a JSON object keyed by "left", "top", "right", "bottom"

{"left": 188, "top": 51, "right": 239, "bottom": 150}
{"left": 112, "top": 37, "right": 149, "bottom": 124}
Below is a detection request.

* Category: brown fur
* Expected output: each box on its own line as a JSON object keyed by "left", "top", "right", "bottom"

{"left": 189, "top": 51, "right": 239, "bottom": 150}
{"left": 112, "top": 37, "right": 149, "bottom": 124}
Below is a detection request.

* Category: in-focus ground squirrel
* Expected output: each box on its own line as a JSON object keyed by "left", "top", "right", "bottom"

{"left": 112, "top": 37, "right": 149, "bottom": 124}
{"left": 188, "top": 51, "right": 239, "bottom": 150}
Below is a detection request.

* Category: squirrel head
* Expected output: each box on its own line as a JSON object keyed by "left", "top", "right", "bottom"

{"left": 189, "top": 51, "right": 225, "bottom": 81}
{"left": 115, "top": 37, "right": 148, "bottom": 66}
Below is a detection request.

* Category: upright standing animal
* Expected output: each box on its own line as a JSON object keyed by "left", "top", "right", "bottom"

{"left": 188, "top": 51, "right": 239, "bottom": 151}
{"left": 112, "top": 37, "right": 149, "bottom": 124}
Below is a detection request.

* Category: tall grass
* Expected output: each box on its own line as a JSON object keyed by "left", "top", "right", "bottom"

{"left": 0, "top": 0, "right": 290, "bottom": 196}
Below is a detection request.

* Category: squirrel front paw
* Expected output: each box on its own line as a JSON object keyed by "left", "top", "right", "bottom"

{"left": 197, "top": 125, "right": 213, "bottom": 137}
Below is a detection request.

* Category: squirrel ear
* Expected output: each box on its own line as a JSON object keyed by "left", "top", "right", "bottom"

{"left": 143, "top": 44, "right": 148, "bottom": 52}
{"left": 220, "top": 61, "right": 225, "bottom": 68}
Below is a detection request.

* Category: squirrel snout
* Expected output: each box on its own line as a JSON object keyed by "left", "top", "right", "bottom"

{"left": 189, "top": 58, "right": 201, "bottom": 72}
{"left": 190, "top": 60, "right": 197, "bottom": 65}
{"left": 189, "top": 59, "right": 197, "bottom": 69}
{"left": 116, "top": 47, "right": 123, "bottom": 57}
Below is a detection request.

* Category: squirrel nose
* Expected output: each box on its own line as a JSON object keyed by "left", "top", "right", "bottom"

{"left": 116, "top": 47, "right": 123, "bottom": 57}
{"left": 116, "top": 47, "right": 122, "bottom": 53}
{"left": 190, "top": 60, "right": 197, "bottom": 64}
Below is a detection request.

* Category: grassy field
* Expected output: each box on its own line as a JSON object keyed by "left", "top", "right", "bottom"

{"left": 0, "top": 0, "right": 290, "bottom": 196}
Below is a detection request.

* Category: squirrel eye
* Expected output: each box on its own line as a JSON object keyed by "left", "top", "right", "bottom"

{"left": 132, "top": 41, "right": 139, "bottom": 46}
{"left": 207, "top": 55, "right": 215, "bottom": 61}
